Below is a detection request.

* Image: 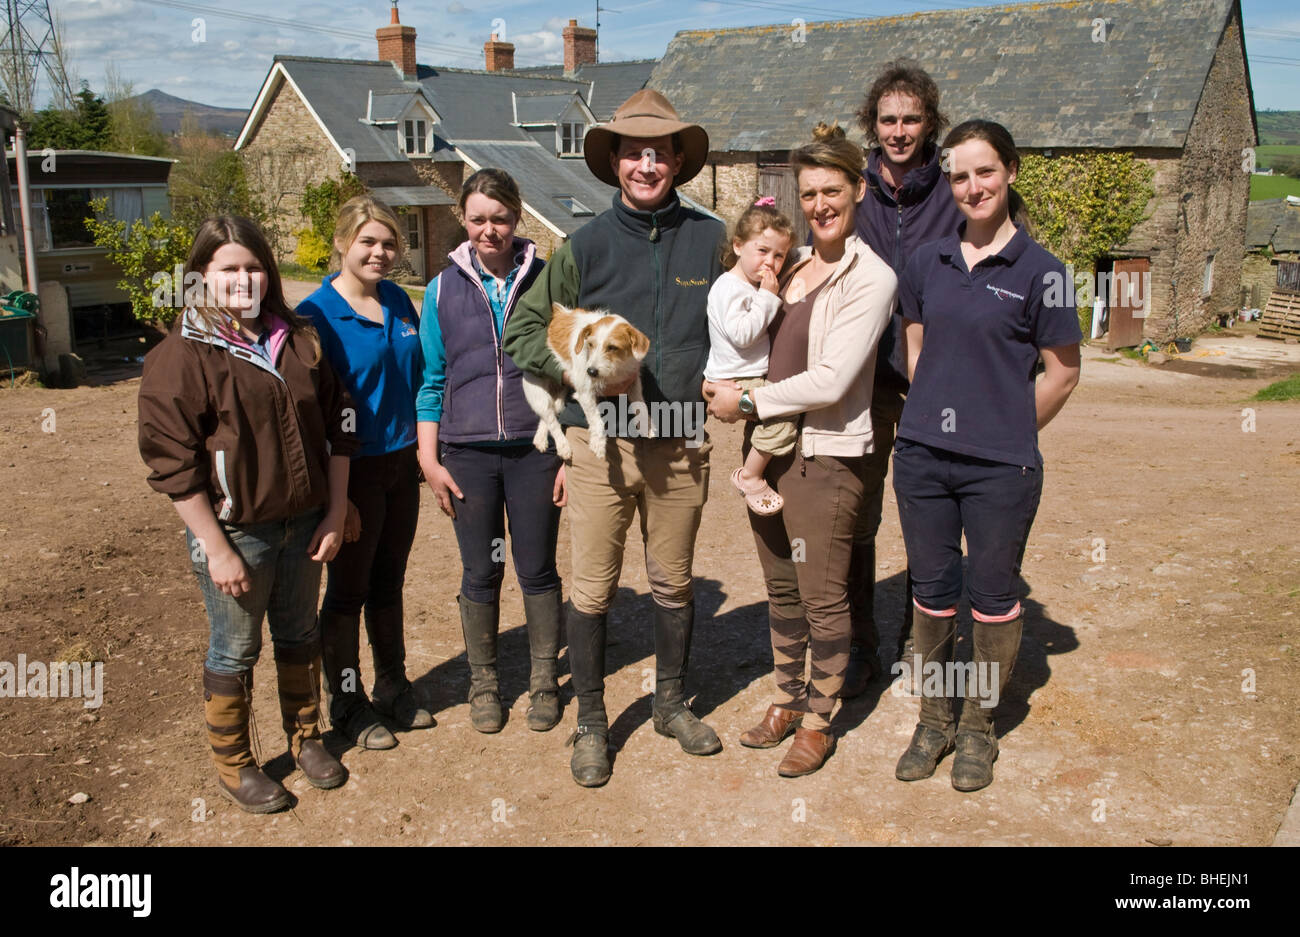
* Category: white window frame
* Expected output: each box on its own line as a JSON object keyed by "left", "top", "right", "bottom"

{"left": 559, "top": 121, "right": 585, "bottom": 156}
{"left": 403, "top": 117, "right": 429, "bottom": 156}
{"left": 1202, "top": 254, "right": 1214, "bottom": 297}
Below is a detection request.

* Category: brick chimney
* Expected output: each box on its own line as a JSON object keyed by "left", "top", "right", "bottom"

{"left": 377, "top": 2, "right": 417, "bottom": 80}
{"left": 563, "top": 19, "right": 597, "bottom": 75}
{"left": 484, "top": 34, "right": 515, "bottom": 72}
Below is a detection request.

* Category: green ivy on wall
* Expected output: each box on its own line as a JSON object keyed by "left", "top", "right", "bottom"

{"left": 299, "top": 174, "right": 367, "bottom": 271}
{"left": 1015, "top": 151, "right": 1155, "bottom": 333}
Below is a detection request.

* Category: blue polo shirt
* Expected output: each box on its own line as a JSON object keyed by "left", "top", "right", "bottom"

{"left": 896, "top": 224, "right": 1082, "bottom": 467}
{"left": 297, "top": 275, "right": 424, "bottom": 459}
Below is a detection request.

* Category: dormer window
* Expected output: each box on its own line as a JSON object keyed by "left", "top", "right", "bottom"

{"left": 560, "top": 121, "right": 585, "bottom": 156}
{"left": 404, "top": 118, "right": 429, "bottom": 155}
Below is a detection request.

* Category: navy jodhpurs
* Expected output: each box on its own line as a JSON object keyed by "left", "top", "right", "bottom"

{"left": 891, "top": 439, "right": 1042, "bottom": 617}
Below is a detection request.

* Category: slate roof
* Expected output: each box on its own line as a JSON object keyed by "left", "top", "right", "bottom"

{"left": 1247, "top": 199, "right": 1300, "bottom": 254}
{"left": 514, "top": 92, "right": 585, "bottom": 125}
{"left": 517, "top": 60, "right": 657, "bottom": 120}
{"left": 369, "top": 186, "right": 456, "bottom": 207}
{"left": 648, "top": 0, "right": 1246, "bottom": 152}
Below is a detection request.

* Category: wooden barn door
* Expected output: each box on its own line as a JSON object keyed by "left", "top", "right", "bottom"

{"left": 1106, "top": 257, "right": 1150, "bottom": 350}
{"left": 758, "top": 163, "right": 809, "bottom": 247}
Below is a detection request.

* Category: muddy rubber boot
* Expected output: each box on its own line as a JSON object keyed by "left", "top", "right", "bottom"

{"left": 951, "top": 613, "right": 1023, "bottom": 792}
{"left": 896, "top": 606, "right": 958, "bottom": 781}
{"left": 369, "top": 601, "right": 434, "bottom": 731}
{"left": 842, "top": 539, "right": 882, "bottom": 699}
{"left": 522, "top": 587, "right": 563, "bottom": 732}
{"left": 203, "top": 667, "right": 290, "bottom": 814}
{"left": 565, "top": 604, "right": 611, "bottom": 786}
{"left": 650, "top": 601, "right": 721, "bottom": 756}
{"left": 274, "top": 643, "right": 345, "bottom": 790}
{"left": 320, "top": 609, "right": 395, "bottom": 750}
{"left": 458, "top": 594, "right": 504, "bottom": 733}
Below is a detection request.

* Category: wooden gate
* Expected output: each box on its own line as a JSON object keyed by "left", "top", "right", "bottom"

{"left": 1106, "top": 257, "right": 1150, "bottom": 350}
{"left": 757, "top": 164, "right": 809, "bottom": 247}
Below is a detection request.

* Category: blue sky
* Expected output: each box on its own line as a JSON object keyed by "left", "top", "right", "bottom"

{"left": 47, "top": 0, "right": 1300, "bottom": 113}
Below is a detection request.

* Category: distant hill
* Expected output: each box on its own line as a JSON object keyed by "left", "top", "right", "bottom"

{"left": 1258, "top": 110, "right": 1300, "bottom": 146}
{"left": 129, "top": 89, "right": 247, "bottom": 137}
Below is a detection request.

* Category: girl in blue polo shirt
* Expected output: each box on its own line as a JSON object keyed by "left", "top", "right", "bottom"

{"left": 297, "top": 195, "right": 431, "bottom": 751}
{"left": 892, "top": 120, "right": 1081, "bottom": 792}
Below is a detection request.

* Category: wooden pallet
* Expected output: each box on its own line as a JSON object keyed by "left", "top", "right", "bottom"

{"left": 1258, "top": 288, "right": 1300, "bottom": 342}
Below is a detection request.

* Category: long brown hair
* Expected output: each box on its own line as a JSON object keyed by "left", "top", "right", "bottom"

{"left": 941, "top": 119, "right": 1032, "bottom": 232}
{"left": 185, "top": 215, "right": 321, "bottom": 364}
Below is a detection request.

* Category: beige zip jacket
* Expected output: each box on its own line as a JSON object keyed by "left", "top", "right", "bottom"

{"left": 752, "top": 235, "right": 897, "bottom": 458}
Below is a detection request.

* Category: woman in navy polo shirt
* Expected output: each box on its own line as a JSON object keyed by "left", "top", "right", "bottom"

{"left": 297, "top": 195, "right": 432, "bottom": 751}
{"left": 892, "top": 120, "right": 1081, "bottom": 792}
{"left": 415, "top": 169, "right": 566, "bottom": 735}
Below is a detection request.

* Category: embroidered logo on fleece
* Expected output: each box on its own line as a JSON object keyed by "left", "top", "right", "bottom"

{"left": 986, "top": 284, "right": 1026, "bottom": 302}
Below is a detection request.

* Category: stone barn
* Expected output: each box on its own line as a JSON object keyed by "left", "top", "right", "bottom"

{"left": 650, "top": 0, "right": 1257, "bottom": 346}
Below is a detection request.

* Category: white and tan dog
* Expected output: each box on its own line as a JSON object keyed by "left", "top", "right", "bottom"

{"left": 523, "top": 303, "right": 653, "bottom": 461}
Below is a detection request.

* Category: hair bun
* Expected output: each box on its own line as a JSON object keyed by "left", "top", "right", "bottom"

{"left": 812, "top": 121, "right": 846, "bottom": 143}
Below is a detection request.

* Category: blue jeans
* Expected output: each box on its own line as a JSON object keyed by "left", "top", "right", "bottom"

{"left": 440, "top": 442, "right": 562, "bottom": 604}
{"left": 188, "top": 508, "right": 325, "bottom": 674}
{"left": 892, "top": 440, "right": 1042, "bottom": 617}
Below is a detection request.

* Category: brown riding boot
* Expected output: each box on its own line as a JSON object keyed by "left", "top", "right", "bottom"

{"left": 274, "top": 643, "right": 346, "bottom": 790}
{"left": 950, "top": 613, "right": 1023, "bottom": 792}
{"left": 203, "top": 667, "right": 290, "bottom": 814}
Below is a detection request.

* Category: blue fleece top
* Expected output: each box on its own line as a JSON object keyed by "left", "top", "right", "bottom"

{"left": 297, "top": 275, "right": 423, "bottom": 458}
{"left": 416, "top": 249, "right": 519, "bottom": 426}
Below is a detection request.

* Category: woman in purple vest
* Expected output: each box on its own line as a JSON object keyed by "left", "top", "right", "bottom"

{"left": 415, "top": 168, "right": 567, "bottom": 735}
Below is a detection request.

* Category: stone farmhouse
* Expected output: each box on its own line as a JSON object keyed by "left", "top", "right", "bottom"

{"left": 651, "top": 0, "right": 1257, "bottom": 346}
{"left": 235, "top": 8, "right": 655, "bottom": 280}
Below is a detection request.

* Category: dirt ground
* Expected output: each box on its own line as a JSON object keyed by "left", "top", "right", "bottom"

{"left": 1, "top": 326, "right": 1297, "bottom": 847}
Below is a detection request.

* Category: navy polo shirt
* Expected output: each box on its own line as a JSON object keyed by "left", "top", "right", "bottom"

{"left": 896, "top": 224, "right": 1082, "bottom": 467}
{"left": 297, "top": 275, "right": 424, "bottom": 459}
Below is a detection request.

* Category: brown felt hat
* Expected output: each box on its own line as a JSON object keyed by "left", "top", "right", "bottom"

{"left": 583, "top": 89, "right": 709, "bottom": 188}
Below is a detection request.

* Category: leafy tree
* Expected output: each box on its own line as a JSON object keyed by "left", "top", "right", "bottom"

{"left": 168, "top": 112, "right": 263, "bottom": 231}
{"left": 1015, "top": 151, "right": 1155, "bottom": 334}
{"left": 24, "top": 83, "right": 112, "bottom": 150}
{"left": 300, "top": 174, "right": 366, "bottom": 242}
{"left": 104, "top": 66, "right": 167, "bottom": 156}
{"left": 84, "top": 196, "right": 193, "bottom": 327}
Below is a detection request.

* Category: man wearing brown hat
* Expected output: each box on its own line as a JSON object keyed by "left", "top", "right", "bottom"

{"left": 503, "top": 89, "right": 725, "bottom": 787}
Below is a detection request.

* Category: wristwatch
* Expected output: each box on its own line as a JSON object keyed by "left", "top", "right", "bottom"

{"left": 738, "top": 389, "right": 755, "bottom": 415}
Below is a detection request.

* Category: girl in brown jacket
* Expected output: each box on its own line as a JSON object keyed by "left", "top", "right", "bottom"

{"left": 138, "top": 216, "right": 358, "bottom": 813}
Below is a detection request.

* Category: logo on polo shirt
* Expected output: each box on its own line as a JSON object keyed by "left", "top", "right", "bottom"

{"left": 986, "top": 283, "right": 1026, "bottom": 302}
{"left": 398, "top": 317, "right": 418, "bottom": 338}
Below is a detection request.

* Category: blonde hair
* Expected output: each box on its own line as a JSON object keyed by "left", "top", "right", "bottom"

{"left": 791, "top": 122, "right": 864, "bottom": 186}
{"left": 330, "top": 195, "right": 406, "bottom": 271}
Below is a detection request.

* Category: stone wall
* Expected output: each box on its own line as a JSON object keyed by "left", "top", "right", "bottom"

{"left": 238, "top": 79, "right": 342, "bottom": 260}
{"left": 680, "top": 154, "right": 761, "bottom": 230}
{"left": 1156, "top": 12, "right": 1254, "bottom": 341}
{"left": 1240, "top": 251, "right": 1299, "bottom": 309}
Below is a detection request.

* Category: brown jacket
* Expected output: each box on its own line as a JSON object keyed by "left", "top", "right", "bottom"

{"left": 138, "top": 309, "right": 358, "bottom": 525}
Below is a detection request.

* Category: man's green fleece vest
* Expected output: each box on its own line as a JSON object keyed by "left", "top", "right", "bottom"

{"left": 561, "top": 193, "right": 724, "bottom": 430}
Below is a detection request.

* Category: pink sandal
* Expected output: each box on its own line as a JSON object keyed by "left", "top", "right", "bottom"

{"left": 731, "top": 467, "right": 784, "bottom": 516}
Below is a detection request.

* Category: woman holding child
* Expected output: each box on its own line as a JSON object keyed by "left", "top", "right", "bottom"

{"left": 707, "top": 123, "right": 897, "bottom": 777}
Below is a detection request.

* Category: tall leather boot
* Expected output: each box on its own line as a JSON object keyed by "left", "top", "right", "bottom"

{"left": 522, "top": 587, "right": 563, "bottom": 731}
{"left": 951, "top": 613, "right": 1023, "bottom": 792}
{"left": 274, "top": 642, "right": 346, "bottom": 790}
{"left": 319, "top": 608, "right": 395, "bottom": 750}
{"left": 895, "top": 606, "right": 959, "bottom": 781}
{"left": 565, "top": 604, "right": 610, "bottom": 787}
{"left": 203, "top": 667, "right": 290, "bottom": 813}
{"left": 842, "top": 539, "right": 882, "bottom": 698}
{"left": 368, "top": 601, "right": 434, "bottom": 731}
{"left": 458, "top": 594, "right": 504, "bottom": 733}
{"left": 650, "top": 600, "right": 721, "bottom": 756}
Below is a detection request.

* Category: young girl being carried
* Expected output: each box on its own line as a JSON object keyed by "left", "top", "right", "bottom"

{"left": 138, "top": 216, "right": 355, "bottom": 813}
{"left": 703, "top": 198, "right": 796, "bottom": 515}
